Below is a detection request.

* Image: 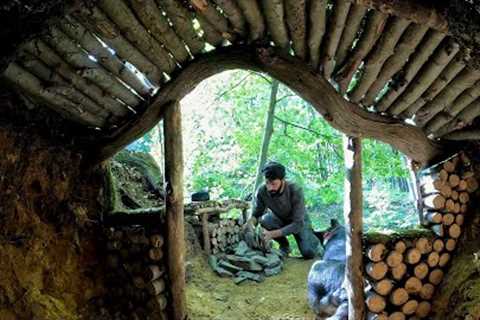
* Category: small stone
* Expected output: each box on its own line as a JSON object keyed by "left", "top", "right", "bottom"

{"left": 214, "top": 266, "right": 233, "bottom": 278}
{"left": 251, "top": 255, "right": 269, "bottom": 265}
{"left": 237, "top": 271, "right": 265, "bottom": 283}
{"left": 247, "top": 261, "right": 263, "bottom": 272}
{"left": 218, "top": 260, "right": 243, "bottom": 273}
{"left": 208, "top": 255, "right": 218, "bottom": 269}
{"left": 264, "top": 264, "right": 282, "bottom": 277}
{"left": 234, "top": 241, "right": 249, "bottom": 256}
{"left": 233, "top": 275, "right": 248, "bottom": 285}
{"left": 265, "top": 253, "right": 281, "bottom": 268}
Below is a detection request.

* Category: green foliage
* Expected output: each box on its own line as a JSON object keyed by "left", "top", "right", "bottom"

{"left": 131, "top": 69, "right": 418, "bottom": 233}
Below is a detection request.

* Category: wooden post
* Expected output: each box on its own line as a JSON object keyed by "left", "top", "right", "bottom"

{"left": 163, "top": 101, "right": 187, "bottom": 320}
{"left": 343, "top": 135, "right": 365, "bottom": 319}
{"left": 202, "top": 212, "right": 211, "bottom": 255}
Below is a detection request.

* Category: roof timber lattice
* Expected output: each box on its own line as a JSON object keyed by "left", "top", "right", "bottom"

{"left": 2, "top": 0, "right": 480, "bottom": 162}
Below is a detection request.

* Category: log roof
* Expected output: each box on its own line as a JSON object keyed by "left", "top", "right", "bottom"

{"left": 1, "top": 0, "right": 479, "bottom": 164}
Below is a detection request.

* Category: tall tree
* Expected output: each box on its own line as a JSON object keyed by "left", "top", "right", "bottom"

{"left": 253, "top": 79, "right": 280, "bottom": 195}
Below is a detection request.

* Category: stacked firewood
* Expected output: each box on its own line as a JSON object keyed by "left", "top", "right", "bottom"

{"left": 103, "top": 226, "right": 168, "bottom": 320}
{"left": 208, "top": 218, "right": 242, "bottom": 254}
{"left": 365, "top": 152, "right": 478, "bottom": 319}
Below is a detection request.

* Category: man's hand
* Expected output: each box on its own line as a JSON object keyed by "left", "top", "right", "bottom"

{"left": 263, "top": 229, "right": 282, "bottom": 242}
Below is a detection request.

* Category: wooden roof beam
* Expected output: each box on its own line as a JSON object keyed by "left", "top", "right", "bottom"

{"left": 353, "top": 0, "right": 448, "bottom": 33}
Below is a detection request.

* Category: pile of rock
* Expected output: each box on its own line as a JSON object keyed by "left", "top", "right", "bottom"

{"left": 208, "top": 240, "right": 284, "bottom": 284}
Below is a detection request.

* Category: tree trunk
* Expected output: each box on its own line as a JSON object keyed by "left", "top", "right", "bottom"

{"left": 253, "top": 79, "right": 280, "bottom": 196}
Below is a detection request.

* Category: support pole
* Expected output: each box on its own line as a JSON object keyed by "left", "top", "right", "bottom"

{"left": 342, "top": 135, "right": 365, "bottom": 319}
{"left": 164, "top": 101, "right": 187, "bottom": 320}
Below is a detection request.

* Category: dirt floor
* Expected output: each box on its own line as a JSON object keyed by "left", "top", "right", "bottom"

{"left": 186, "top": 254, "right": 316, "bottom": 320}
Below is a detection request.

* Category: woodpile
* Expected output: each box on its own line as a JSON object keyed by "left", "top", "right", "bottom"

{"left": 364, "top": 152, "right": 477, "bottom": 319}
{"left": 103, "top": 226, "right": 168, "bottom": 320}
{"left": 207, "top": 218, "right": 242, "bottom": 255}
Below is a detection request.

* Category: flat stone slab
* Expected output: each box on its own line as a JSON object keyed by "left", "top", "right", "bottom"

{"left": 214, "top": 266, "right": 234, "bottom": 278}
{"left": 237, "top": 271, "right": 265, "bottom": 283}
{"left": 264, "top": 264, "right": 282, "bottom": 277}
{"left": 218, "top": 260, "right": 244, "bottom": 273}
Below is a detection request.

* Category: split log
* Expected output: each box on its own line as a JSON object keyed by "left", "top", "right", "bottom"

{"left": 349, "top": 17, "right": 411, "bottom": 103}
{"left": 448, "top": 174, "right": 460, "bottom": 188}
{"left": 73, "top": 6, "right": 163, "bottom": 83}
{"left": 423, "top": 194, "right": 445, "bottom": 210}
{"left": 366, "top": 292, "right": 386, "bottom": 313}
{"left": 459, "top": 192, "right": 470, "bottom": 204}
{"left": 308, "top": 0, "right": 328, "bottom": 69}
{"left": 320, "top": 0, "right": 351, "bottom": 78}
{"left": 414, "top": 262, "right": 429, "bottom": 280}
{"left": 99, "top": 0, "right": 177, "bottom": 73}
{"left": 387, "top": 39, "right": 460, "bottom": 115}
{"left": 424, "top": 212, "right": 442, "bottom": 224}
{"left": 149, "top": 248, "right": 164, "bottom": 261}
{"left": 147, "top": 279, "right": 166, "bottom": 295}
{"left": 428, "top": 268, "right": 444, "bottom": 285}
{"left": 451, "top": 190, "right": 459, "bottom": 201}
{"left": 150, "top": 235, "right": 164, "bottom": 248}
{"left": 376, "top": 30, "right": 445, "bottom": 112}
{"left": 261, "top": 0, "right": 289, "bottom": 49}
{"left": 419, "top": 283, "right": 435, "bottom": 300}
{"left": 402, "top": 299, "right": 419, "bottom": 315}
{"left": 284, "top": 0, "right": 307, "bottom": 59}
{"left": 368, "top": 243, "right": 387, "bottom": 262}
{"left": 426, "top": 251, "right": 439, "bottom": 268}
{"left": 448, "top": 224, "right": 462, "bottom": 239}
{"left": 335, "top": 4, "right": 367, "bottom": 68}
{"left": 438, "top": 252, "right": 451, "bottom": 267}
{"left": 335, "top": 10, "right": 388, "bottom": 92}
{"left": 236, "top": 0, "right": 265, "bottom": 41}
{"left": 432, "top": 239, "right": 444, "bottom": 252}
{"left": 388, "top": 312, "right": 406, "bottom": 320}
{"left": 374, "top": 279, "right": 394, "bottom": 296}
{"left": 386, "top": 251, "right": 403, "bottom": 268}
{"left": 415, "top": 237, "right": 432, "bottom": 254}
{"left": 390, "top": 288, "right": 409, "bottom": 306}
{"left": 145, "top": 265, "right": 165, "bottom": 282}
{"left": 212, "top": 0, "right": 247, "bottom": 36}
{"left": 405, "top": 248, "right": 421, "bottom": 264}
{"left": 391, "top": 263, "right": 407, "bottom": 281}
{"left": 130, "top": 0, "right": 190, "bottom": 63}
{"left": 367, "top": 260, "right": 388, "bottom": 281}
{"left": 405, "top": 277, "right": 422, "bottom": 294}
{"left": 160, "top": 0, "right": 205, "bottom": 55}
{"left": 455, "top": 214, "right": 464, "bottom": 226}
{"left": 445, "top": 238, "right": 456, "bottom": 251}
{"left": 394, "top": 241, "right": 407, "bottom": 254}
{"left": 60, "top": 16, "right": 152, "bottom": 96}
{"left": 415, "top": 301, "right": 431, "bottom": 318}
{"left": 442, "top": 213, "right": 455, "bottom": 226}
{"left": 363, "top": 24, "right": 429, "bottom": 106}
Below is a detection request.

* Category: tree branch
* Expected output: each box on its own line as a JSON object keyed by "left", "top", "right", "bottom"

{"left": 88, "top": 45, "right": 443, "bottom": 167}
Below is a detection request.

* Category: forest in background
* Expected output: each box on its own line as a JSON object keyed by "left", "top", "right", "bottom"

{"left": 126, "top": 70, "right": 418, "bottom": 236}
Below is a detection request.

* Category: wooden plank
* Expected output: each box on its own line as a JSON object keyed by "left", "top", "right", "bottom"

{"left": 343, "top": 135, "right": 365, "bottom": 320}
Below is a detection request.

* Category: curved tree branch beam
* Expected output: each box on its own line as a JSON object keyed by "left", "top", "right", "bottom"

{"left": 90, "top": 46, "right": 441, "bottom": 166}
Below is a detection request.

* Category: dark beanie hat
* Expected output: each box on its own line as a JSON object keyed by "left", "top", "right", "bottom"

{"left": 262, "top": 161, "right": 286, "bottom": 180}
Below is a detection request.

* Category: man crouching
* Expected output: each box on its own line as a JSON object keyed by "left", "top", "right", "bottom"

{"left": 244, "top": 161, "right": 320, "bottom": 259}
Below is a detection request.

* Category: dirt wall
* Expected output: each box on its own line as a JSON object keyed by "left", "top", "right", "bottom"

{"left": 0, "top": 115, "right": 108, "bottom": 319}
